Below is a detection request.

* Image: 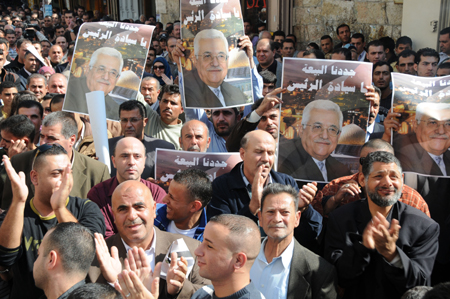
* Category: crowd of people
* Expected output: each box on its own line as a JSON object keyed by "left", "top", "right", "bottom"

{"left": 0, "top": 3, "right": 448, "bottom": 299}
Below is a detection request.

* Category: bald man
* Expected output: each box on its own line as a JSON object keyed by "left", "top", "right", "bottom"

{"left": 49, "top": 45, "right": 63, "bottom": 68}
{"left": 192, "top": 214, "right": 264, "bottom": 298}
{"left": 208, "top": 130, "right": 323, "bottom": 251}
{"left": 88, "top": 137, "right": 167, "bottom": 238}
{"left": 47, "top": 73, "right": 67, "bottom": 94}
{"left": 179, "top": 120, "right": 211, "bottom": 152}
{"left": 89, "top": 180, "right": 210, "bottom": 299}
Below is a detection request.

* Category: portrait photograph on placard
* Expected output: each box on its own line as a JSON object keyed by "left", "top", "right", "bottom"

{"left": 389, "top": 73, "right": 450, "bottom": 177}
{"left": 180, "top": 0, "right": 253, "bottom": 109}
{"left": 154, "top": 149, "right": 242, "bottom": 192}
{"left": 63, "top": 22, "right": 153, "bottom": 121}
{"left": 277, "top": 58, "right": 372, "bottom": 183}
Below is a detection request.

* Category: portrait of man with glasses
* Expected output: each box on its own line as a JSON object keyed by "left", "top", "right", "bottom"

{"left": 278, "top": 99, "right": 352, "bottom": 182}
{"left": 63, "top": 46, "right": 123, "bottom": 120}
{"left": 390, "top": 102, "right": 450, "bottom": 176}
{"left": 183, "top": 28, "right": 249, "bottom": 109}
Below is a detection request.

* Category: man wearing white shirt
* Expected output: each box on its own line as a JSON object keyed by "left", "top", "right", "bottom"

{"left": 365, "top": 85, "right": 384, "bottom": 142}
{"left": 251, "top": 183, "right": 337, "bottom": 299}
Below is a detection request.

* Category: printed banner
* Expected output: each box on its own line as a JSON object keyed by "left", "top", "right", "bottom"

{"left": 63, "top": 22, "right": 154, "bottom": 121}
{"left": 155, "top": 149, "right": 242, "bottom": 192}
{"left": 391, "top": 73, "right": 450, "bottom": 177}
{"left": 277, "top": 58, "right": 372, "bottom": 183}
{"left": 180, "top": 0, "right": 253, "bottom": 109}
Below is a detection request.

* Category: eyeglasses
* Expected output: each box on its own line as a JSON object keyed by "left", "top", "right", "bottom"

{"left": 418, "top": 119, "right": 450, "bottom": 131}
{"left": 196, "top": 53, "right": 228, "bottom": 63}
{"left": 91, "top": 66, "right": 120, "bottom": 79}
{"left": 32, "top": 143, "right": 66, "bottom": 169}
{"left": 304, "top": 124, "right": 340, "bottom": 137}
{"left": 120, "top": 117, "right": 143, "bottom": 124}
{"left": 154, "top": 65, "right": 165, "bottom": 70}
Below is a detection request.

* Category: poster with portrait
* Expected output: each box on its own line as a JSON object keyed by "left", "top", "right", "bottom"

{"left": 63, "top": 22, "right": 154, "bottom": 121}
{"left": 277, "top": 58, "right": 372, "bottom": 183}
{"left": 180, "top": 0, "right": 253, "bottom": 109}
{"left": 154, "top": 149, "right": 242, "bottom": 192}
{"left": 390, "top": 73, "right": 450, "bottom": 177}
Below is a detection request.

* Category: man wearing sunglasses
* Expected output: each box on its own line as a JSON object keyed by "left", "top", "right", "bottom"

{"left": 63, "top": 47, "right": 123, "bottom": 120}
{"left": 278, "top": 99, "right": 352, "bottom": 182}
{"left": 0, "top": 144, "right": 105, "bottom": 299}
{"left": 1, "top": 112, "right": 110, "bottom": 210}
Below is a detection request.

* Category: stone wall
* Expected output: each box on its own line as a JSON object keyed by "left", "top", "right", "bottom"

{"left": 293, "top": 0, "right": 403, "bottom": 49}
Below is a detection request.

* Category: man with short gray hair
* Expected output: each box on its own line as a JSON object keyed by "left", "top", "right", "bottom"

{"left": 278, "top": 99, "right": 351, "bottom": 182}
{"left": 1, "top": 111, "right": 110, "bottom": 209}
{"left": 63, "top": 47, "right": 124, "bottom": 119}
{"left": 26, "top": 73, "right": 47, "bottom": 101}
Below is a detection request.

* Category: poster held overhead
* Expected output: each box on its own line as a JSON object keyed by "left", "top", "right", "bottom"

{"left": 63, "top": 22, "right": 154, "bottom": 121}
{"left": 180, "top": 0, "right": 253, "bottom": 109}
{"left": 277, "top": 58, "right": 372, "bottom": 183}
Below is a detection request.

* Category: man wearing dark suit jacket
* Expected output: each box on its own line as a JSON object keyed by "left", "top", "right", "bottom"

{"left": 366, "top": 85, "right": 385, "bottom": 141}
{"left": 251, "top": 183, "right": 337, "bottom": 299}
{"left": 384, "top": 102, "right": 450, "bottom": 176}
{"left": 183, "top": 29, "right": 252, "bottom": 109}
{"left": 278, "top": 99, "right": 352, "bottom": 182}
{"left": 17, "top": 50, "right": 41, "bottom": 91}
{"left": 209, "top": 130, "right": 323, "bottom": 250}
{"left": 324, "top": 151, "right": 439, "bottom": 299}
{"left": 1, "top": 111, "right": 110, "bottom": 209}
{"left": 89, "top": 180, "right": 209, "bottom": 299}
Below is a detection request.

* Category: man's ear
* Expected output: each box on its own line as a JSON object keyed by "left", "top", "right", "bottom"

{"left": 414, "top": 63, "right": 418, "bottom": 72}
{"left": 143, "top": 117, "right": 148, "bottom": 127}
{"left": 191, "top": 200, "right": 203, "bottom": 213}
{"left": 233, "top": 252, "right": 247, "bottom": 270}
{"left": 294, "top": 210, "right": 301, "bottom": 228}
{"left": 239, "top": 147, "right": 245, "bottom": 161}
{"left": 30, "top": 169, "right": 38, "bottom": 186}
{"left": 48, "top": 250, "right": 58, "bottom": 270}
{"left": 111, "top": 155, "right": 116, "bottom": 169}
{"left": 358, "top": 172, "right": 365, "bottom": 188}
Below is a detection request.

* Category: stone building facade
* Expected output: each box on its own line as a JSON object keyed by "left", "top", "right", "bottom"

{"left": 292, "top": 0, "right": 404, "bottom": 49}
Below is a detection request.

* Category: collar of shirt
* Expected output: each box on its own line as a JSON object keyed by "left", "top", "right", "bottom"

{"left": 367, "top": 121, "right": 375, "bottom": 134}
{"left": 208, "top": 85, "right": 226, "bottom": 107}
{"left": 24, "top": 68, "right": 32, "bottom": 76}
{"left": 240, "top": 163, "right": 273, "bottom": 188}
{"left": 121, "top": 227, "right": 157, "bottom": 271}
{"left": 358, "top": 50, "right": 366, "bottom": 61}
{"left": 257, "top": 237, "right": 294, "bottom": 268}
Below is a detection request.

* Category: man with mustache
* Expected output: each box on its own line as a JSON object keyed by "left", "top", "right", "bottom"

{"left": 182, "top": 29, "right": 250, "bottom": 108}
{"left": 89, "top": 180, "right": 210, "bottom": 298}
{"left": 373, "top": 61, "right": 393, "bottom": 114}
{"left": 383, "top": 102, "right": 450, "bottom": 176}
{"left": 251, "top": 183, "right": 338, "bottom": 299}
{"left": 179, "top": 120, "right": 211, "bottom": 152}
{"left": 108, "top": 100, "right": 174, "bottom": 180}
{"left": 63, "top": 47, "right": 123, "bottom": 120}
{"left": 88, "top": 136, "right": 167, "bottom": 238}
{"left": 278, "top": 99, "right": 352, "bottom": 182}
{"left": 324, "top": 151, "right": 439, "bottom": 299}
{"left": 365, "top": 85, "right": 384, "bottom": 141}
{"left": 208, "top": 130, "right": 323, "bottom": 250}
{"left": 141, "top": 76, "right": 160, "bottom": 111}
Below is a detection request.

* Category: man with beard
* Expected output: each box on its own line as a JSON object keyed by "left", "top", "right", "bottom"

{"left": 144, "top": 47, "right": 156, "bottom": 75}
{"left": 334, "top": 24, "right": 351, "bottom": 49}
{"left": 324, "top": 151, "right": 439, "bottom": 299}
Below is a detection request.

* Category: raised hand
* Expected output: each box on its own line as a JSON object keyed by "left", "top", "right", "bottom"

{"left": 166, "top": 252, "right": 188, "bottom": 296}
{"left": 94, "top": 233, "right": 122, "bottom": 283}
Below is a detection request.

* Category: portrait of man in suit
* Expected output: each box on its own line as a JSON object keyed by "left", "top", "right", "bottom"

{"left": 63, "top": 47, "right": 123, "bottom": 120}
{"left": 393, "top": 102, "right": 450, "bottom": 176}
{"left": 183, "top": 28, "right": 248, "bottom": 109}
{"left": 278, "top": 99, "right": 352, "bottom": 182}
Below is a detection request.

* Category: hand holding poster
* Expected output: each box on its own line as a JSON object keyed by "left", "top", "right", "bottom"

{"left": 155, "top": 149, "right": 242, "bottom": 192}
{"left": 180, "top": 0, "right": 253, "bottom": 109}
{"left": 390, "top": 73, "right": 450, "bottom": 177}
{"left": 63, "top": 22, "right": 154, "bottom": 121}
{"left": 277, "top": 58, "right": 372, "bottom": 183}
